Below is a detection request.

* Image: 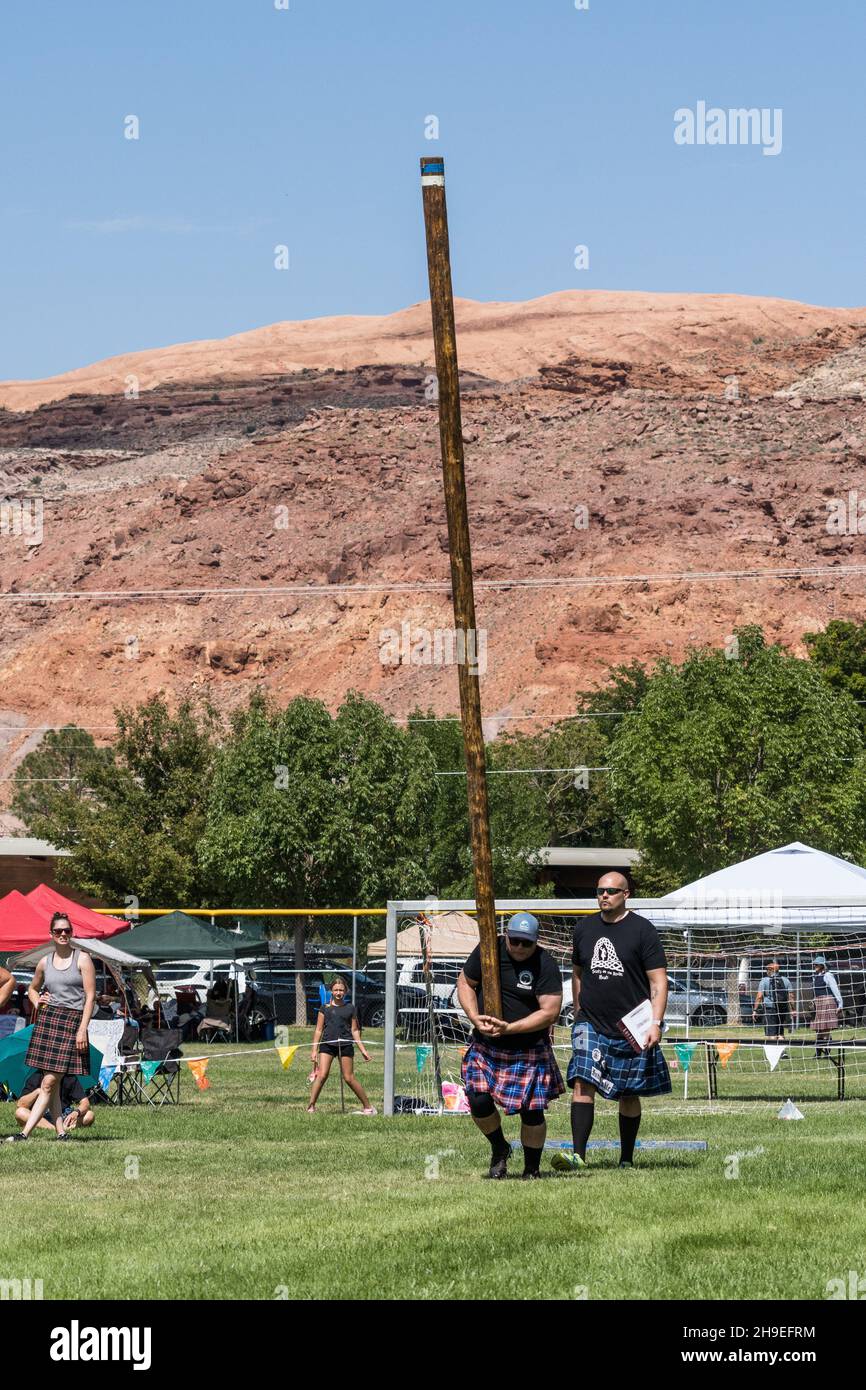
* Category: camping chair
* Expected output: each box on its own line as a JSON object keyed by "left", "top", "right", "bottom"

{"left": 87, "top": 1017, "right": 127, "bottom": 1106}
{"left": 119, "top": 1027, "right": 183, "bottom": 1107}
{"left": 197, "top": 990, "right": 234, "bottom": 1044}
{"left": 110, "top": 1021, "right": 143, "bottom": 1106}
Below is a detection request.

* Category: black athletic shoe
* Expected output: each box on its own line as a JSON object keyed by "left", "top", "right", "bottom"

{"left": 5, "top": 1132, "right": 28, "bottom": 1143}
{"left": 487, "top": 1153, "right": 509, "bottom": 1180}
{"left": 521, "top": 1169, "right": 542, "bottom": 1180}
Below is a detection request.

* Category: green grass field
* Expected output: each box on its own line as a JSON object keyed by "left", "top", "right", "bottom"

{"left": 2, "top": 1030, "right": 864, "bottom": 1301}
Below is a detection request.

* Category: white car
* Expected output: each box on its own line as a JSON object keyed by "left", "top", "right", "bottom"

{"left": 152, "top": 960, "right": 218, "bottom": 1000}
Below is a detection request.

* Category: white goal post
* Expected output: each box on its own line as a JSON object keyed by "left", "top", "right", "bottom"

{"left": 380, "top": 898, "right": 866, "bottom": 1115}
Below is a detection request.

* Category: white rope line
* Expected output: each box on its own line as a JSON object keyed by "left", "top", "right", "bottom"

{"left": 99, "top": 1036, "right": 866, "bottom": 1071}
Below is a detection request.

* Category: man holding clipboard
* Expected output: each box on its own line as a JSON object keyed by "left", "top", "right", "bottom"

{"left": 552, "top": 873, "right": 671, "bottom": 1173}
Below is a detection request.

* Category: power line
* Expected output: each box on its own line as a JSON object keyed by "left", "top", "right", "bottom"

{"left": 1, "top": 560, "right": 866, "bottom": 603}
{"left": 435, "top": 767, "right": 611, "bottom": 776}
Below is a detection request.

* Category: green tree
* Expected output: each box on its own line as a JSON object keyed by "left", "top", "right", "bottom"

{"left": 608, "top": 627, "right": 866, "bottom": 892}
{"left": 407, "top": 714, "right": 553, "bottom": 898}
{"left": 16, "top": 697, "right": 222, "bottom": 906}
{"left": 198, "top": 691, "right": 437, "bottom": 1020}
{"left": 11, "top": 726, "right": 111, "bottom": 829}
{"left": 805, "top": 619, "right": 866, "bottom": 728}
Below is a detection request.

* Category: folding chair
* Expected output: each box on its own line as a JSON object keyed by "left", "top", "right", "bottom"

{"left": 197, "top": 994, "right": 233, "bottom": 1044}
{"left": 120, "top": 1027, "right": 183, "bottom": 1107}
{"left": 101, "top": 1021, "right": 141, "bottom": 1106}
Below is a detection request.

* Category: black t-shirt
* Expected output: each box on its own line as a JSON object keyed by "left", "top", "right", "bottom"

{"left": 21, "top": 1071, "right": 85, "bottom": 1107}
{"left": 320, "top": 1001, "right": 357, "bottom": 1044}
{"left": 572, "top": 911, "right": 667, "bottom": 1038}
{"left": 462, "top": 938, "right": 562, "bottom": 1050}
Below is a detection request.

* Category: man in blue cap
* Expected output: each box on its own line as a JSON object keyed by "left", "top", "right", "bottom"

{"left": 457, "top": 911, "right": 564, "bottom": 1179}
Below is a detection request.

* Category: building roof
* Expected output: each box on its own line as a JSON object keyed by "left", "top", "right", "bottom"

{"left": 0, "top": 837, "right": 70, "bottom": 859}
{"left": 533, "top": 847, "right": 640, "bottom": 868}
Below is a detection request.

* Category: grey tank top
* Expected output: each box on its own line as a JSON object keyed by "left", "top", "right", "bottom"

{"left": 43, "top": 949, "right": 85, "bottom": 1010}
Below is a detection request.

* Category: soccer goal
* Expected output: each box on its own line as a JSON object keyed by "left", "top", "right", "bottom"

{"left": 379, "top": 900, "right": 866, "bottom": 1114}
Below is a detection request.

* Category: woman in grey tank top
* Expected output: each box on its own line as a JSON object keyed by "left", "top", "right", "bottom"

{"left": 6, "top": 911, "right": 96, "bottom": 1143}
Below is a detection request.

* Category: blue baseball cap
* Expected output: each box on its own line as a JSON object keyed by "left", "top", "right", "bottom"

{"left": 506, "top": 911, "right": 539, "bottom": 942}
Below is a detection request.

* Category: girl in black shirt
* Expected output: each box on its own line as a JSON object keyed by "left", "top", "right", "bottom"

{"left": 308, "top": 977, "right": 375, "bottom": 1114}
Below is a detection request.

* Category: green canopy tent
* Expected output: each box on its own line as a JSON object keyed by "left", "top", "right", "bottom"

{"left": 122, "top": 913, "right": 267, "bottom": 962}
{"left": 122, "top": 913, "right": 270, "bottom": 1040}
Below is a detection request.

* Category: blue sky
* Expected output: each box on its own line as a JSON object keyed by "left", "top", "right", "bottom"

{"left": 1, "top": 0, "right": 863, "bottom": 380}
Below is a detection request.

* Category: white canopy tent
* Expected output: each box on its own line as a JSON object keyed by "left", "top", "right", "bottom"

{"left": 367, "top": 911, "right": 479, "bottom": 959}
{"left": 647, "top": 842, "right": 866, "bottom": 931}
{"left": 9, "top": 936, "right": 152, "bottom": 971}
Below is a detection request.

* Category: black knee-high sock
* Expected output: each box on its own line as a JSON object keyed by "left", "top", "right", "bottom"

{"left": 484, "top": 1125, "right": 510, "bottom": 1159}
{"left": 522, "top": 1139, "right": 542, "bottom": 1173}
{"left": 619, "top": 1111, "right": 640, "bottom": 1163}
{"left": 570, "top": 1102, "right": 594, "bottom": 1160}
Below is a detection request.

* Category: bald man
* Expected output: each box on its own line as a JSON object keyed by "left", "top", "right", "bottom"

{"left": 553, "top": 872, "right": 670, "bottom": 1173}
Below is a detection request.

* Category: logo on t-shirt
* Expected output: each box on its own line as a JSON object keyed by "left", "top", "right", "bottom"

{"left": 517, "top": 970, "right": 534, "bottom": 990}
{"left": 590, "top": 936, "right": 624, "bottom": 980}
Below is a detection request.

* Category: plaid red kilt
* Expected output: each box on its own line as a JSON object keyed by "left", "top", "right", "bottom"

{"left": 814, "top": 996, "right": 839, "bottom": 1032}
{"left": 24, "top": 1005, "right": 89, "bottom": 1077}
{"left": 461, "top": 1037, "right": 565, "bottom": 1113}
{"left": 567, "top": 1019, "right": 671, "bottom": 1100}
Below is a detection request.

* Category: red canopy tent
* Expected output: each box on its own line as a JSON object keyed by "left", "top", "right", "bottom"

{"left": 24, "top": 884, "right": 130, "bottom": 942}
{"left": 0, "top": 891, "right": 61, "bottom": 952}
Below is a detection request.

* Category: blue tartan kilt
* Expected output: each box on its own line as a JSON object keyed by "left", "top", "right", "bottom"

{"left": 461, "top": 1037, "right": 565, "bottom": 1114}
{"left": 566, "top": 1019, "right": 671, "bottom": 1100}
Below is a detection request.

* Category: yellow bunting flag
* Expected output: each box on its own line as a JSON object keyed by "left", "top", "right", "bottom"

{"left": 716, "top": 1043, "right": 739, "bottom": 1068}
{"left": 187, "top": 1058, "right": 211, "bottom": 1090}
{"left": 277, "top": 1045, "right": 298, "bottom": 1071}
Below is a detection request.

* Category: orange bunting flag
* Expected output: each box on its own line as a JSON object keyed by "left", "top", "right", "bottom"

{"left": 187, "top": 1058, "right": 211, "bottom": 1090}
{"left": 276, "top": 1045, "right": 297, "bottom": 1071}
{"left": 715, "top": 1043, "right": 739, "bottom": 1068}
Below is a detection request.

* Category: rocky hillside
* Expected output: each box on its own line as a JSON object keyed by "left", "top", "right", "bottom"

{"left": 1, "top": 290, "right": 865, "bottom": 814}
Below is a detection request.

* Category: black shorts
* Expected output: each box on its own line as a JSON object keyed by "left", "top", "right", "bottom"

{"left": 21, "top": 1071, "right": 85, "bottom": 1106}
{"left": 319, "top": 1042, "right": 354, "bottom": 1060}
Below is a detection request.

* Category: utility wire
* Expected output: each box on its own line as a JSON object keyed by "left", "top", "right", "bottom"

{"left": 1, "top": 559, "right": 865, "bottom": 602}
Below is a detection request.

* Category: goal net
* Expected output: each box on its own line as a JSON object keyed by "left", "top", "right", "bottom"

{"left": 378, "top": 900, "right": 866, "bottom": 1114}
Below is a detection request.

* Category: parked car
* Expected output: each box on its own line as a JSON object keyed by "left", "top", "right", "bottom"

{"left": 558, "top": 973, "right": 728, "bottom": 1029}
{"left": 153, "top": 960, "right": 216, "bottom": 998}
{"left": 365, "top": 956, "right": 467, "bottom": 1007}
{"left": 238, "top": 958, "right": 427, "bottom": 1029}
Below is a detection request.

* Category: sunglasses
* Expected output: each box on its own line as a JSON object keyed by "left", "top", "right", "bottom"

{"left": 52, "top": 927, "right": 73, "bottom": 936}
{"left": 506, "top": 936, "right": 534, "bottom": 947}
{"left": 597, "top": 887, "right": 624, "bottom": 896}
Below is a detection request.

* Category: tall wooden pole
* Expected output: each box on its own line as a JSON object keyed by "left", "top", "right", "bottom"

{"left": 420, "top": 155, "right": 502, "bottom": 1019}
